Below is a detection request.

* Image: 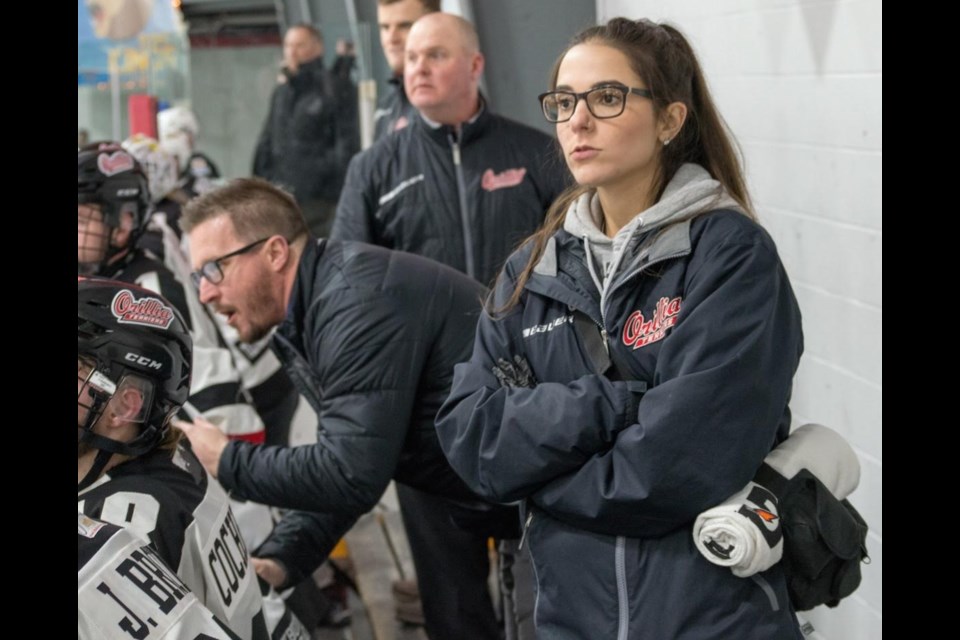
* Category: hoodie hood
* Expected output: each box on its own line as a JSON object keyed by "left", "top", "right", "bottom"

{"left": 563, "top": 163, "right": 741, "bottom": 240}
{"left": 560, "top": 163, "right": 743, "bottom": 303}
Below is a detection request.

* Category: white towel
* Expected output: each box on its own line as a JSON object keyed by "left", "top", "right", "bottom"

{"left": 765, "top": 424, "right": 860, "bottom": 500}
{"left": 693, "top": 424, "right": 860, "bottom": 577}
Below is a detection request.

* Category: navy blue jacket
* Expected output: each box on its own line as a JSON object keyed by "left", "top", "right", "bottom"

{"left": 372, "top": 76, "right": 414, "bottom": 142}
{"left": 218, "top": 239, "right": 490, "bottom": 584}
{"left": 437, "top": 207, "right": 805, "bottom": 639}
{"left": 331, "top": 106, "right": 568, "bottom": 286}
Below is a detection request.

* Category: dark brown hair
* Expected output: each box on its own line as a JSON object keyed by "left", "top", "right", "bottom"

{"left": 497, "top": 18, "right": 752, "bottom": 313}
{"left": 181, "top": 177, "right": 309, "bottom": 245}
{"left": 378, "top": 0, "right": 441, "bottom": 12}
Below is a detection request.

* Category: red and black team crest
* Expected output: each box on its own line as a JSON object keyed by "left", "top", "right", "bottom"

{"left": 111, "top": 289, "right": 175, "bottom": 329}
{"left": 97, "top": 150, "right": 135, "bottom": 176}
{"left": 622, "top": 296, "right": 682, "bottom": 349}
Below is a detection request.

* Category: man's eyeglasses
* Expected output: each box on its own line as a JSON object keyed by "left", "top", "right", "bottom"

{"left": 190, "top": 237, "right": 270, "bottom": 289}
{"left": 538, "top": 85, "right": 653, "bottom": 123}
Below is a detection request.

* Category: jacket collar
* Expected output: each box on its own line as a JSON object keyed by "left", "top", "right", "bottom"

{"left": 388, "top": 76, "right": 410, "bottom": 108}
{"left": 413, "top": 96, "right": 491, "bottom": 147}
{"left": 527, "top": 216, "right": 694, "bottom": 324}
{"left": 526, "top": 232, "right": 604, "bottom": 324}
{"left": 275, "top": 237, "right": 326, "bottom": 354}
{"left": 285, "top": 57, "right": 328, "bottom": 87}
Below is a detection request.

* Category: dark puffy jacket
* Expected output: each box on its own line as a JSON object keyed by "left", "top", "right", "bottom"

{"left": 373, "top": 76, "right": 415, "bottom": 142}
{"left": 437, "top": 207, "right": 805, "bottom": 639}
{"left": 218, "top": 239, "right": 494, "bottom": 583}
{"left": 252, "top": 57, "right": 359, "bottom": 203}
{"left": 331, "top": 106, "right": 569, "bottom": 286}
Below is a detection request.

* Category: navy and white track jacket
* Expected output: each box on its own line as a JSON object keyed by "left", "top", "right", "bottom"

{"left": 437, "top": 167, "right": 806, "bottom": 639}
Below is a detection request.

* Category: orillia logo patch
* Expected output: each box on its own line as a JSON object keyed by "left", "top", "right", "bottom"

{"left": 111, "top": 290, "right": 175, "bottom": 329}
{"left": 97, "top": 150, "right": 135, "bottom": 176}
{"left": 622, "top": 296, "right": 682, "bottom": 349}
{"left": 481, "top": 167, "right": 527, "bottom": 192}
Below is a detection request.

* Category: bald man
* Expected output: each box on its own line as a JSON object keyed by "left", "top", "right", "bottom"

{"left": 332, "top": 12, "right": 568, "bottom": 287}
{"left": 373, "top": 0, "right": 439, "bottom": 141}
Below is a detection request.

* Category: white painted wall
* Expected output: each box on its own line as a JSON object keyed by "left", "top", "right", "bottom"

{"left": 595, "top": 2, "right": 882, "bottom": 637}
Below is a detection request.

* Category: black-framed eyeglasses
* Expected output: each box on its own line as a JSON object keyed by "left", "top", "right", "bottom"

{"left": 190, "top": 237, "right": 270, "bottom": 289}
{"left": 538, "top": 85, "right": 653, "bottom": 123}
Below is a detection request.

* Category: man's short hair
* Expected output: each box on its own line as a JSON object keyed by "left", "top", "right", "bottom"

{"left": 181, "top": 177, "right": 309, "bottom": 244}
{"left": 379, "top": 0, "right": 441, "bottom": 11}
{"left": 288, "top": 22, "right": 324, "bottom": 45}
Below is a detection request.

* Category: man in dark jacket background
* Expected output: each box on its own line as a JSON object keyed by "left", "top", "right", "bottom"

{"left": 175, "top": 177, "right": 502, "bottom": 640}
{"left": 253, "top": 24, "right": 359, "bottom": 237}
{"left": 372, "top": 0, "right": 438, "bottom": 141}
{"left": 332, "top": 13, "right": 569, "bottom": 287}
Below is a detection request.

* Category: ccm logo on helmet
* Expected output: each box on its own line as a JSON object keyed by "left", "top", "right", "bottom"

{"left": 125, "top": 352, "right": 163, "bottom": 370}
{"left": 115, "top": 188, "right": 140, "bottom": 197}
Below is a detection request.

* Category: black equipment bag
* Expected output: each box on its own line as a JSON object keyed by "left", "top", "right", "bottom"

{"left": 777, "top": 468, "right": 870, "bottom": 611}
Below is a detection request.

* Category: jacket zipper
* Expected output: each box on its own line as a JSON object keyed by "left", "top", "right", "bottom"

{"left": 525, "top": 508, "right": 541, "bottom": 631}
{"left": 580, "top": 237, "right": 611, "bottom": 355}
{"left": 518, "top": 510, "right": 534, "bottom": 550}
{"left": 596, "top": 319, "right": 610, "bottom": 355}
{"left": 615, "top": 536, "right": 628, "bottom": 640}
{"left": 449, "top": 133, "right": 476, "bottom": 280}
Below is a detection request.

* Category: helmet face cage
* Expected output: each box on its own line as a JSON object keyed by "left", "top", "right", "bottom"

{"left": 78, "top": 278, "right": 192, "bottom": 457}
{"left": 78, "top": 144, "right": 152, "bottom": 274}
{"left": 78, "top": 356, "right": 155, "bottom": 434}
{"left": 77, "top": 356, "right": 115, "bottom": 440}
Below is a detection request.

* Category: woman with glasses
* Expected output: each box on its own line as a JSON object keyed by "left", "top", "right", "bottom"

{"left": 436, "top": 17, "right": 804, "bottom": 639}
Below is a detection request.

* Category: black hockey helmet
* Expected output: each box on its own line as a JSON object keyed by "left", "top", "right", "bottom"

{"left": 78, "top": 142, "right": 152, "bottom": 273}
{"left": 78, "top": 277, "right": 192, "bottom": 471}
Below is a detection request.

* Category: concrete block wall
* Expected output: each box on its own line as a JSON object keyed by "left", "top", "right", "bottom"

{"left": 596, "top": 1, "right": 882, "bottom": 637}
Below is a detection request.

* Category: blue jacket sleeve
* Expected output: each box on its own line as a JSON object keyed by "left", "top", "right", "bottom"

{"left": 531, "top": 234, "right": 803, "bottom": 537}
{"left": 253, "top": 509, "right": 359, "bottom": 587}
{"left": 435, "top": 272, "right": 643, "bottom": 504}
{"left": 218, "top": 290, "right": 423, "bottom": 518}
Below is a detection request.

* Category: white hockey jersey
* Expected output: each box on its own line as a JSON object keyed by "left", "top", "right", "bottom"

{"left": 79, "top": 444, "right": 269, "bottom": 640}
{"left": 79, "top": 512, "right": 240, "bottom": 639}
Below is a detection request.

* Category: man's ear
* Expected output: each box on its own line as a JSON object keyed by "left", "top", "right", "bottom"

{"left": 264, "top": 235, "right": 292, "bottom": 273}
{"left": 471, "top": 52, "right": 485, "bottom": 82}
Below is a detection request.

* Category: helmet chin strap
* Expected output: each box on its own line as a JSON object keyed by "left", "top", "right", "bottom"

{"left": 77, "top": 381, "right": 136, "bottom": 490}
{"left": 78, "top": 448, "right": 113, "bottom": 492}
{"left": 77, "top": 426, "right": 160, "bottom": 491}
{"left": 81, "top": 245, "right": 134, "bottom": 278}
